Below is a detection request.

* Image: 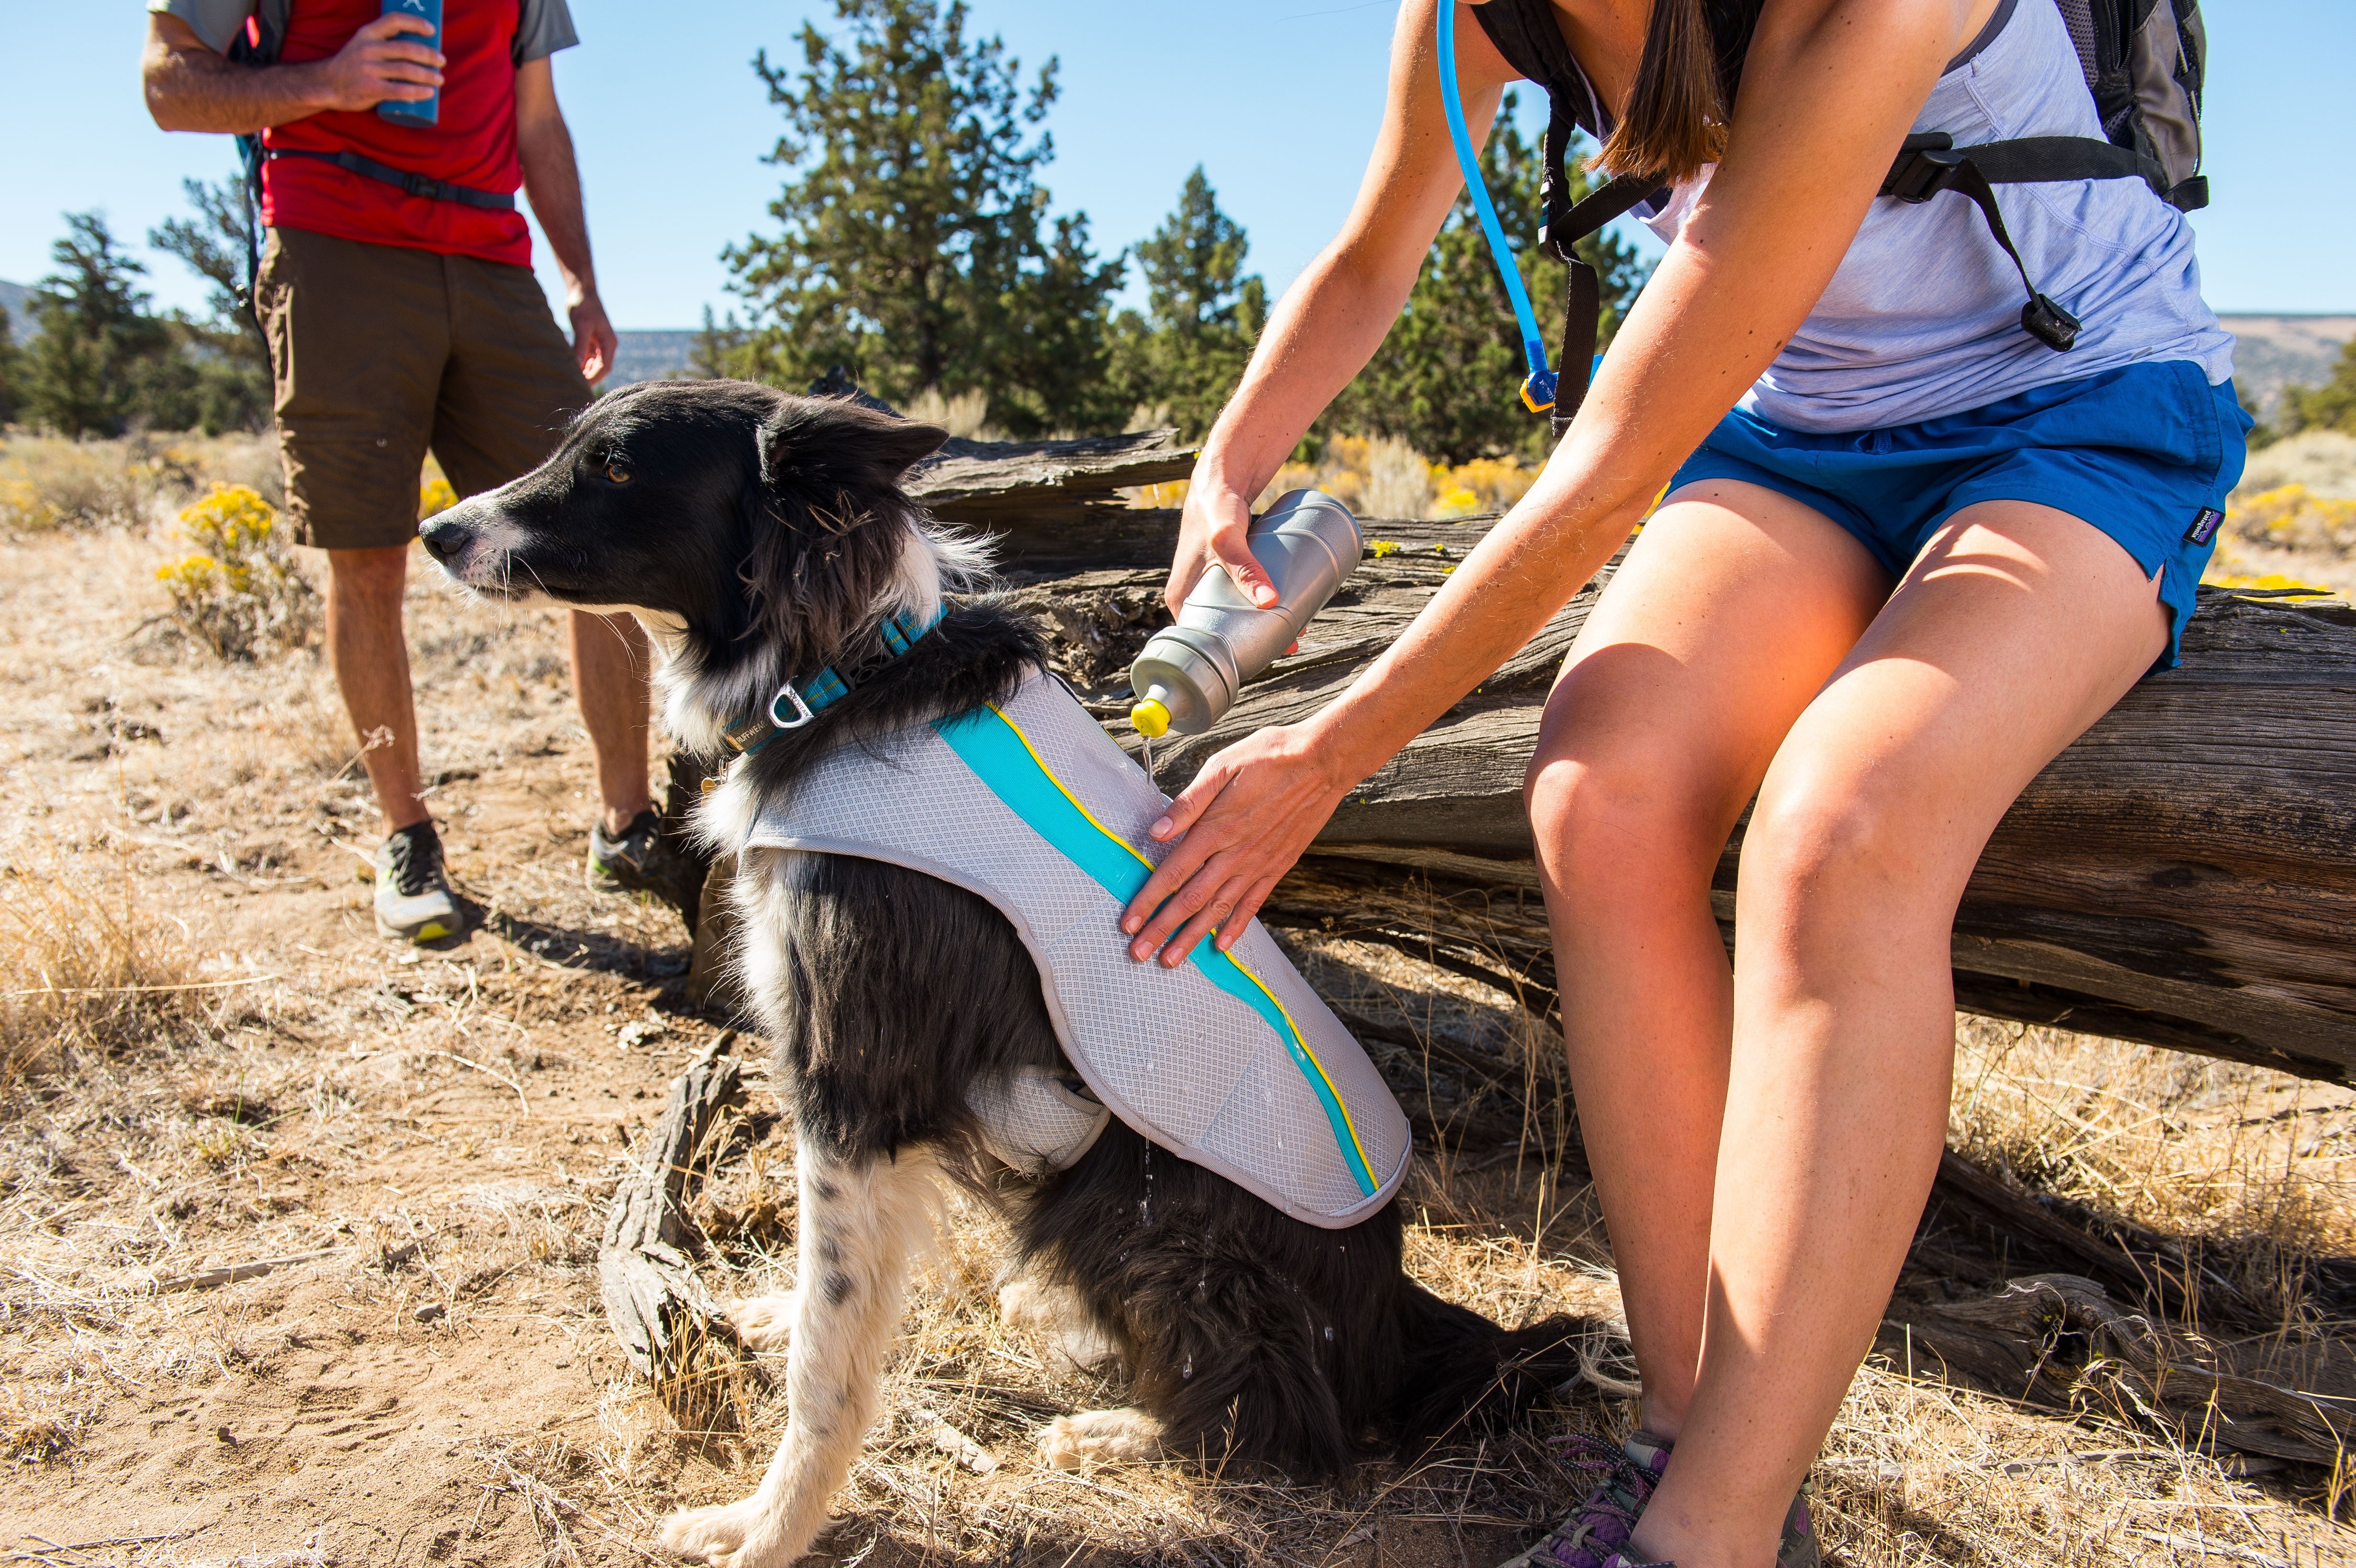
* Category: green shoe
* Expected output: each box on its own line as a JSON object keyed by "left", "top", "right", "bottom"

{"left": 374, "top": 822, "right": 458, "bottom": 944}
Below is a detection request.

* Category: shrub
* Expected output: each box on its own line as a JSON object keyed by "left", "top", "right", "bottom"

{"left": 155, "top": 485, "right": 321, "bottom": 659}
{"left": 2227, "top": 483, "right": 2356, "bottom": 559}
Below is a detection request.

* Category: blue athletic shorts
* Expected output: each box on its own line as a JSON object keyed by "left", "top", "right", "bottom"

{"left": 1667, "top": 359, "right": 2253, "bottom": 669}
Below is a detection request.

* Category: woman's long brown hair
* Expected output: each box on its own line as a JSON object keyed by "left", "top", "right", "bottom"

{"left": 1595, "top": 0, "right": 1758, "bottom": 185}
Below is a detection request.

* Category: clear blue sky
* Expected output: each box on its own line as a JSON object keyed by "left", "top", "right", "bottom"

{"left": 8, "top": 1, "right": 2350, "bottom": 328}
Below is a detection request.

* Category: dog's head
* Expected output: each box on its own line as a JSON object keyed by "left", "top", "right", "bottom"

{"left": 421, "top": 380, "right": 993, "bottom": 751}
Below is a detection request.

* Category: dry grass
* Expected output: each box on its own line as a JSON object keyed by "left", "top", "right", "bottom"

{"left": 0, "top": 838, "right": 199, "bottom": 1082}
{"left": 2240, "top": 431, "right": 2356, "bottom": 504}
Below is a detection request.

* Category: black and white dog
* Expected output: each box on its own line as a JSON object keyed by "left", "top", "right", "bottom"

{"left": 422, "top": 381, "right": 1601, "bottom": 1568}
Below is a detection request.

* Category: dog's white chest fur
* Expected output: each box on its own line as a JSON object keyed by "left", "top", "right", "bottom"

{"left": 733, "top": 671, "right": 1411, "bottom": 1228}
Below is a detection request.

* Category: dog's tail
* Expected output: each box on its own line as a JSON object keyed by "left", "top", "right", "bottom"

{"left": 1389, "top": 1283, "right": 1630, "bottom": 1452}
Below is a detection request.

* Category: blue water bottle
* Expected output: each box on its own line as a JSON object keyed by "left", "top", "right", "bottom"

{"left": 375, "top": 0, "right": 442, "bottom": 127}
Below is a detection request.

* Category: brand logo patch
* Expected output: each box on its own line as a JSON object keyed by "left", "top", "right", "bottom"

{"left": 2185, "top": 507, "right": 2224, "bottom": 546}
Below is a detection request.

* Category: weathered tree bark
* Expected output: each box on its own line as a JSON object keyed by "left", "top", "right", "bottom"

{"left": 996, "top": 513, "right": 2356, "bottom": 1085}
{"left": 1877, "top": 1272, "right": 2353, "bottom": 1468}
{"left": 599, "top": 1030, "right": 743, "bottom": 1378}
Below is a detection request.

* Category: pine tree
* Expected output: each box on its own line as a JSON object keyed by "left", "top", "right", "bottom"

{"left": 1329, "top": 98, "right": 1647, "bottom": 464}
{"left": 719, "top": 0, "right": 1124, "bottom": 437}
{"left": 1109, "top": 167, "right": 1267, "bottom": 440}
{"left": 21, "top": 213, "right": 180, "bottom": 439}
{"left": 150, "top": 175, "right": 273, "bottom": 435}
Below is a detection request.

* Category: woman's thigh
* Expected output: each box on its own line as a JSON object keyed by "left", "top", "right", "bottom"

{"left": 1742, "top": 498, "right": 2171, "bottom": 927}
{"left": 1528, "top": 478, "right": 1891, "bottom": 872}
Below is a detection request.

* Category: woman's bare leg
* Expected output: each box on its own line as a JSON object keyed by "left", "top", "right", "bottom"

{"left": 1626, "top": 501, "right": 2171, "bottom": 1568}
{"left": 1527, "top": 481, "right": 1888, "bottom": 1438}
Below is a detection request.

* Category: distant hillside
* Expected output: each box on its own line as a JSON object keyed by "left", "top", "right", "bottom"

{"left": 0, "top": 280, "right": 32, "bottom": 341}
{"left": 2218, "top": 314, "right": 2353, "bottom": 414}
{"left": 607, "top": 329, "right": 699, "bottom": 387}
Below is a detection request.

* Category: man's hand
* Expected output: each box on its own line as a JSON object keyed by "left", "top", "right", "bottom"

{"left": 315, "top": 12, "right": 444, "bottom": 114}
{"left": 568, "top": 291, "right": 617, "bottom": 385}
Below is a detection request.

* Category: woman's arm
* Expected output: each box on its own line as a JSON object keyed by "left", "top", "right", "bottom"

{"left": 143, "top": 11, "right": 442, "bottom": 134}
{"left": 1166, "top": 0, "right": 1522, "bottom": 613}
{"left": 1124, "top": 0, "right": 1982, "bottom": 963}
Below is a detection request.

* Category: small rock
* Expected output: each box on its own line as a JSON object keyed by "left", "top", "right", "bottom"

{"left": 216, "top": 1425, "right": 237, "bottom": 1446}
{"left": 414, "top": 1302, "right": 446, "bottom": 1323}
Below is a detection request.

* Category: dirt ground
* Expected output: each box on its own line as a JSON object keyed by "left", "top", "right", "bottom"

{"left": 1, "top": 514, "right": 2351, "bottom": 1568}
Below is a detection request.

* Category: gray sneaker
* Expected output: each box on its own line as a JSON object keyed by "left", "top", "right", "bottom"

{"left": 587, "top": 807, "right": 706, "bottom": 920}
{"left": 1500, "top": 1432, "right": 1818, "bottom": 1568}
{"left": 374, "top": 822, "right": 459, "bottom": 944}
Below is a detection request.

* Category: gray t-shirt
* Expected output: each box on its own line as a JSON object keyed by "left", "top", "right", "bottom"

{"left": 150, "top": 0, "right": 577, "bottom": 66}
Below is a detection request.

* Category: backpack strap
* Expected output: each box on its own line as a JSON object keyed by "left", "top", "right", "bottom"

{"left": 261, "top": 147, "right": 519, "bottom": 210}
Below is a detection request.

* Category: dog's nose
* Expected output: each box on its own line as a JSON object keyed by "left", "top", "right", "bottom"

{"left": 418, "top": 514, "right": 467, "bottom": 562}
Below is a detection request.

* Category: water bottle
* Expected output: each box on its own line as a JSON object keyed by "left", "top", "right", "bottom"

{"left": 376, "top": 0, "right": 443, "bottom": 128}
{"left": 1129, "top": 490, "right": 1363, "bottom": 739}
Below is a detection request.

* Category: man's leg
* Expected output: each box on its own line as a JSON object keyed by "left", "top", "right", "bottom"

{"left": 325, "top": 546, "right": 428, "bottom": 835}
{"left": 567, "top": 608, "right": 653, "bottom": 835}
{"left": 1626, "top": 501, "right": 2171, "bottom": 1568}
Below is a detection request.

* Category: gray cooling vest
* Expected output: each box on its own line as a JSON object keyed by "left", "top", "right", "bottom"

{"left": 740, "top": 671, "right": 1411, "bottom": 1229}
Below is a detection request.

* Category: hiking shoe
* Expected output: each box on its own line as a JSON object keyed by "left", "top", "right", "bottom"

{"left": 1500, "top": 1433, "right": 1819, "bottom": 1568}
{"left": 374, "top": 822, "right": 458, "bottom": 944}
{"left": 588, "top": 807, "right": 705, "bottom": 917}
{"left": 1500, "top": 1433, "right": 1664, "bottom": 1568}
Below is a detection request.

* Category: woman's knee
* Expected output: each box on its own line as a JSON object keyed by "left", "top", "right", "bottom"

{"left": 1740, "top": 753, "right": 1947, "bottom": 923}
{"left": 1525, "top": 746, "right": 1730, "bottom": 902}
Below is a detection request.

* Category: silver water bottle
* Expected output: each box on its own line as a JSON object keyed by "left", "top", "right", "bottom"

{"left": 1128, "top": 490, "right": 1363, "bottom": 739}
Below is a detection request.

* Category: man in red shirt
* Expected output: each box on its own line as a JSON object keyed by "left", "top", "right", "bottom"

{"left": 142, "top": 0, "right": 693, "bottom": 941}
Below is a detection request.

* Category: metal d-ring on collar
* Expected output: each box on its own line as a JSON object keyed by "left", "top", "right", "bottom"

{"left": 719, "top": 604, "right": 948, "bottom": 763}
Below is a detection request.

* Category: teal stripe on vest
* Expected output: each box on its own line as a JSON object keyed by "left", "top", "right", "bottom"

{"left": 930, "top": 706, "right": 1378, "bottom": 1197}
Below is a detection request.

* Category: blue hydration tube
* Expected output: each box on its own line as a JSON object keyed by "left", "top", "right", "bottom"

{"left": 1434, "top": 0, "right": 1557, "bottom": 413}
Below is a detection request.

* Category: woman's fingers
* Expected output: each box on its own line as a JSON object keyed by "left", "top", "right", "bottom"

{"left": 1216, "top": 873, "right": 1286, "bottom": 954}
{"left": 1206, "top": 521, "right": 1279, "bottom": 610}
{"left": 1160, "top": 877, "right": 1247, "bottom": 967}
{"left": 1165, "top": 483, "right": 1261, "bottom": 617}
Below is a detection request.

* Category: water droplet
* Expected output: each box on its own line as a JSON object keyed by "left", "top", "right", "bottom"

{"left": 1181, "top": 1356, "right": 1193, "bottom": 1379}
{"left": 1324, "top": 1326, "right": 1334, "bottom": 1342}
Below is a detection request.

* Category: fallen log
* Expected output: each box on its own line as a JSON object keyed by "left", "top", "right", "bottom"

{"left": 996, "top": 513, "right": 2356, "bottom": 1085}
{"left": 599, "top": 1029, "right": 742, "bottom": 1378}
{"left": 1876, "top": 1273, "right": 2353, "bottom": 1469}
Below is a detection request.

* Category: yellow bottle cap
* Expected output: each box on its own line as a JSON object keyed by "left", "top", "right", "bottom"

{"left": 1129, "top": 697, "right": 1171, "bottom": 739}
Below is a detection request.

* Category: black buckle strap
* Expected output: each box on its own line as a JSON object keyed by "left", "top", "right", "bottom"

{"left": 1536, "top": 103, "right": 1664, "bottom": 433}
{"left": 1881, "top": 133, "right": 2080, "bottom": 352}
{"left": 262, "top": 147, "right": 516, "bottom": 211}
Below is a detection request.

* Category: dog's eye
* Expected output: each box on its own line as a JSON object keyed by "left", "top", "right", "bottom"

{"left": 603, "top": 460, "right": 632, "bottom": 485}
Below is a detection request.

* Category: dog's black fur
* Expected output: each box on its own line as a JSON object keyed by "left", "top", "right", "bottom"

{"left": 424, "top": 379, "right": 1592, "bottom": 1521}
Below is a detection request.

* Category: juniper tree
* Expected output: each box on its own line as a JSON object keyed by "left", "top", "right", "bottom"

{"left": 720, "top": 0, "right": 1123, "bottom": 436}
{"left": 1329, "top": 98, "right": 1647, "bottom": 465}
{"left": 1110, "top": 166, "right": 1267, "bottom": 440}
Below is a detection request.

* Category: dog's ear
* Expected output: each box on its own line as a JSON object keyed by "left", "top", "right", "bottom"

{"left": 758, "top": 397, "right": 950, "bottom": 499}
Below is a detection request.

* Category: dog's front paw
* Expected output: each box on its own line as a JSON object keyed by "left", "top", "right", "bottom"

{"left": 1037, "top": 1407, "right": 1164, "bottom": 1470}
{"left": 660, "top": 1498, "right": 796, "bottom": 1568}
{"left": 722, "top": 1293, "right": 798, "bottom": 1352}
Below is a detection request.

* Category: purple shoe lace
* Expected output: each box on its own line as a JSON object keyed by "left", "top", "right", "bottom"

{"left": 1503, "top": 1433, "right": 1672, "bottom": 1568}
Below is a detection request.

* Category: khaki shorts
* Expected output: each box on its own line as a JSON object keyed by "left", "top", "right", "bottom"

{"left": 256, "top": 227, "right": 588, "bottom": 551}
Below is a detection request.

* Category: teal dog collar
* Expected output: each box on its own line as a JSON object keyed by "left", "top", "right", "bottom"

{"left": 721, "top": 605, "right": 947, "bottom": 760}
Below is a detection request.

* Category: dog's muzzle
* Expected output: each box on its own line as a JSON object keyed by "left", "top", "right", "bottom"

{"left": 418, "top": 504, "right": 515, "bottom": 591}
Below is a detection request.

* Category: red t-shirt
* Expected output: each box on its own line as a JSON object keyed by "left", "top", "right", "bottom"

{"left": 261, "top": 0, "right": 532, "bottom": 267}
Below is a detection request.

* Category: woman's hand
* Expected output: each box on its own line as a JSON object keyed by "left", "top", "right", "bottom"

{"left": 1122, "top": 720, "right": 1357, "bottom": 965}
{"left": 1166, "top": 466, "right": 1279, "bottom": 618}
